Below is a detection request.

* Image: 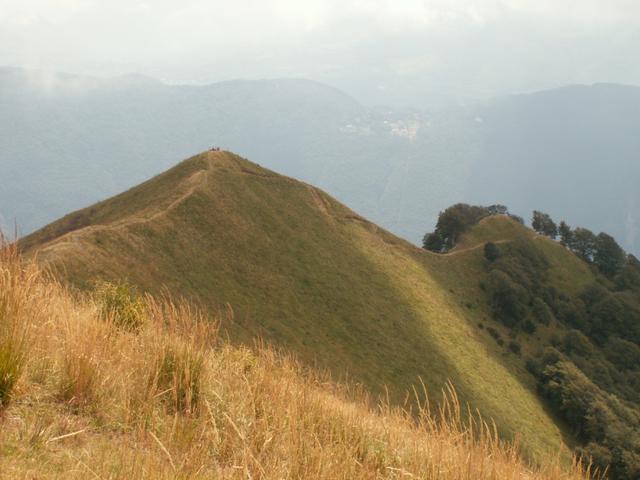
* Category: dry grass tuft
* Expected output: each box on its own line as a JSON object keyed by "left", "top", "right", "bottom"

{"left": 150, "top": 339, "right": 205, "bottom": 415}
{"left": 0, "top": 237, "right": 35, "bottom": 411}
{"left": 94, "top": 280, "right": 147, "bottom": 332}
{"left": 0, "top": 245, "right": 593, "bottom": 479}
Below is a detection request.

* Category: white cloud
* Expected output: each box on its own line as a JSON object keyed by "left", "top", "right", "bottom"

{"left": 1, "top": 0, "right": 639, "bottom": 105}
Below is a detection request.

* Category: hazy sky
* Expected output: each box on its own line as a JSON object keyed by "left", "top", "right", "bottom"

{"left": 1, "top": 0, "right": 640, "bottom": 106}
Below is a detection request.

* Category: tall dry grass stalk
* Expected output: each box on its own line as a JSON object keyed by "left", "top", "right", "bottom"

{"left": 0, "top": 245, "right": 593, "bottom": 479}
{"left": 0, "top": 236, "right": 35, "bottom": 411}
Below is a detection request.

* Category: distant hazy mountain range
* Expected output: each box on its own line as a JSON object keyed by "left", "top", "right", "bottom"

{"left": 2, "top": 66, "right": 639, "bottom": 254}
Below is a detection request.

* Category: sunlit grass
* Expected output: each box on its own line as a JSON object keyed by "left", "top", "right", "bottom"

{"left": 0, "top": 243, "right": 594, "bottom": 479}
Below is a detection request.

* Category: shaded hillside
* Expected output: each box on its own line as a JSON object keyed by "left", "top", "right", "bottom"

{"left": 22, "top": 150, "right": 573, "bottom": 462}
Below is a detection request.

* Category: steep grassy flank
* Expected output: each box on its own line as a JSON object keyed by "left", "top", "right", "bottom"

{"left": 0, "top": 244, "right": 591, "bottom": 479}
{"left": 23, "top": 151, "right": 576, "bottom": 462}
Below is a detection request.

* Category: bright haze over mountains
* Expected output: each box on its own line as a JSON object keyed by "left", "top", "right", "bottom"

{"left": 2, "top": 0, "right": 640, "bottom": 107}
{"left": 1, "top": 2, "right": 640, "bottom": 255}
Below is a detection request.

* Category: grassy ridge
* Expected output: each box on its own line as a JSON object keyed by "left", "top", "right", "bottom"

{"left": 22, "top": 151, "right": 593, "bottom": 462}
{"left": 0, "top": 242, "right": 592, "bottom": 479}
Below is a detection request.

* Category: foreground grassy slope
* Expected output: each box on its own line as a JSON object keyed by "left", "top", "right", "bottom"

{"left": 23, "top": 151, "right": 582, "bottom": 461}
{"left": 0, "top": 244, "right": 592, "bottom": 479}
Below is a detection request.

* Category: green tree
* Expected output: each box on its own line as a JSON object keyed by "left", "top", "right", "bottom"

{"left": 562, "top": 330, "right": 594, "bottom": 357}
{"left": 532, "top": 297, "right": 553, "bottom": 325}
{"left": 484, "top": 242, "right": 501, "bottom": 262}
{"left": 487, "top": 204, "right": 508, "bottom": 215}
{"left": 422, "top": 232, "right": 444, "bottom": 252}
{"left": 437, "top": 204, "right": 489, "bottom": 247}
{"left": 558, "top": 221, "right": 573, "bottom": 246}
{"left": 569, "top": 227, "right": 597, "bottom": 262}
{"left": 532, "top": 211, "right": 544, "bottom": 233}
{"left": 436, "top": 208, "right": 467, "bottom": 248}
{"left": 423, "top": 204, "right": 491, "bottom": 252}
{"left": 604, "top": 337, "right": 640, "bottom": 371}
{"left": 616, "top": 254, "right": 640, "bottom": 290}
{"left": 594, "top": 232, "right": 626, "bottom": 277}
{"left": 486, "top": 270, "right": 529, "bottom": 327}
{"left": 532, "top": 211, "right": 558, "bottom": 239}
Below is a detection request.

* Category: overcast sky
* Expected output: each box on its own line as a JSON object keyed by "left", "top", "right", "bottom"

{"left": 1, "top": 0, "right": 639, "bottom": 106}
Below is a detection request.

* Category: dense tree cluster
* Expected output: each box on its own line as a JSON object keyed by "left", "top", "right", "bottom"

{"left": 532, "top": 212, "right": 630, "bottom": 278}
{"left": 480, "top": 238, "right": 552, "bottom": 333}
{"left": 527, "top": 356, "right": 640, "bottom": 478}
{"left": 558, "top": 221, "right": 573, "bottom": 246}
{"left": 484, "top": 243, "right": 640, "bottom": 477}
{"left": 423, "top": 204, "right": 516, "bottom": 253}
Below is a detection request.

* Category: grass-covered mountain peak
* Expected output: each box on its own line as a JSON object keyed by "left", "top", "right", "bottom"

{"left": 23, "top": 151, "right": 594, "bottom": 464}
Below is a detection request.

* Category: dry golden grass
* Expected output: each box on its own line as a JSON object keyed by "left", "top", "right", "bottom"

{"left": 0, "top": 242, "right": 592, "bottom": 479}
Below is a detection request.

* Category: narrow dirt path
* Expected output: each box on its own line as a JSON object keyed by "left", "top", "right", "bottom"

{"left": 38, "top": 162, "right": 213, "bottom": 256}
{"left": 443, "top": 238, "right": 512, "bottom": 256}
{"left": 306, "top": 186, "right": 333, "bottom": 218}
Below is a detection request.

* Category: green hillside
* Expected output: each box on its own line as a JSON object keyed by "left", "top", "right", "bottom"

{"left": 0, "top": 237, "right": 589, "bottom": 480}
{"left": 22, "top": 150, "right": 592, "bottom": 463}
{"left": 423, "top": 206, "right": 640, "bottom": 478}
